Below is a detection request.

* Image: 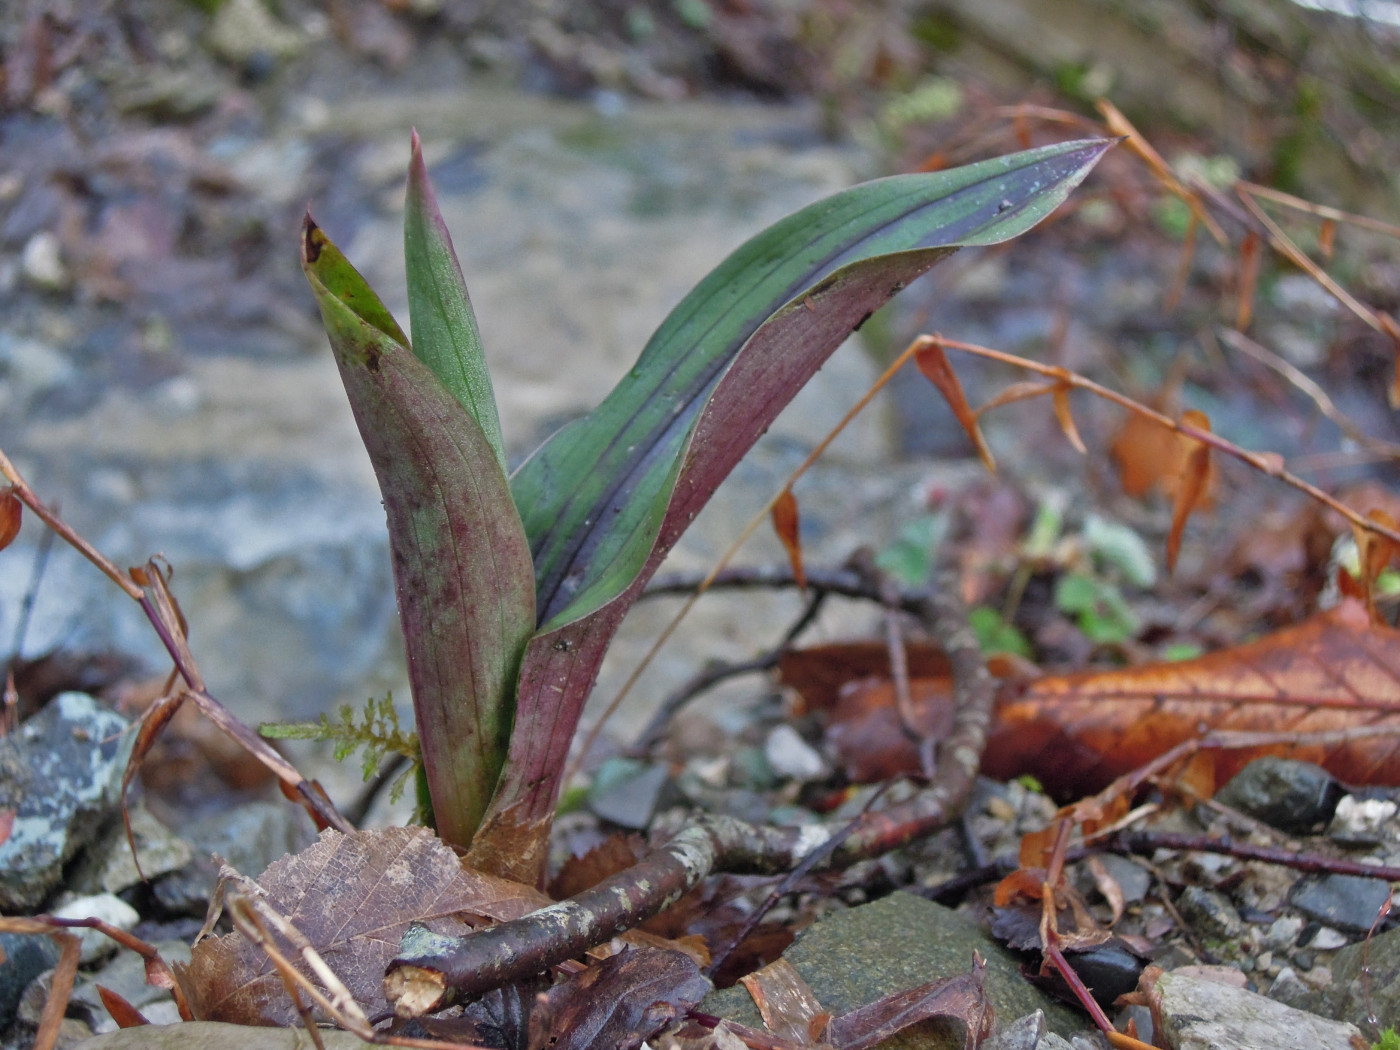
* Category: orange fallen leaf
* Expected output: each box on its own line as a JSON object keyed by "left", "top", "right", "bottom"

{"left": 915, "top": 340, "right": 995, "bottom": 472}
{"left": 1353, "top": 508, "right": 1400, "bottom": 621}
{"left": 0, "top": 488, "right": 20, "bottom": 551}
{"left": 1052, "top": 381, "right": 1087, "bottom": 454}
{"left": 1166, "top": 409, "right": 1213, "bottom": 572}
{"left": 987, "top": 597, "right": 1400, "bottom": 798}
{"left": 1235, "top": 231, "right": 1262, "bottom": 331}
{"left": 786, "top": 598, "right": 1400, "bottom": 800}
{"left": 772, "top": 489, "right": 806, "bottom": 591}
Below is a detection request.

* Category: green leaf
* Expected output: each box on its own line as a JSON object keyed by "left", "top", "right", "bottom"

{"left": 515, "top": 139, "right": 1114, "bottom": 631}
{"left": 404, "top": 131, "right": 507, "bottom": 473}
{"left": 471, "top": 139, "right": 1114, "bottom": 880}
{"left": 302, "top": 216, "right": 535, "bottom": 849}
{"left": 969, "top": 606, "right": 1032, "bottom": 659}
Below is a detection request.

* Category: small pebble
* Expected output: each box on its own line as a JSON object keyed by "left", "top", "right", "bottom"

{"left": 1307, "top": 926, "right": 1349, "bottom": 951}
{"left": 1176, "top": 885, "right": 1244, "bottom": 942}
{"left": 764, "top": 724, "right": 827, "bottom": 781}
{"left": 52, "top": 894, "right": 138, "bottom": 964}
{"left": 1328, "top": 795, "right": 1398, "bottom": 847}
{"left": 1265, "top": 915, "right": 1304, "bottom": 951}
{"left": 20, "top": 232, "right": 68, "bottom": 291}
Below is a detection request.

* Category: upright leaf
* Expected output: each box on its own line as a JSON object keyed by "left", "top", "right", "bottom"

{"left": 302, "top": 218, "right": 535, "bottom": 849}
{"left": 404, "top": 131, "right": 508, "bottom": 473}
{"left": 470, "top": 140, "right": 1114, "bottom": 881}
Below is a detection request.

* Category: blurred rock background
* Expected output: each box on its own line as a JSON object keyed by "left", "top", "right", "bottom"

{"left": 0, "top": 0, "right": 1397, "bottom": 808}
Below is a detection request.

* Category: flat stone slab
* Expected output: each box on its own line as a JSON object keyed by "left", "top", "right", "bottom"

{"left": 1156, "top": 970, "right": 1362, "bottom": 1050}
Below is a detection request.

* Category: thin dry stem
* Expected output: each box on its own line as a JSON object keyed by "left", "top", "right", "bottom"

{"left": 938, "top": 336, "right": 1400, "bottom": 549}
{"left": 1237, "top": 181, "right": 1400, "bottom": 241}
{"left": 0, "top": 446, "right": 143, "bottom": 600}
{"left": 1234, "top": 189, "right": 1386, "bottom": 335}
{"left": 1216, "top": 327, "right": 1400, "bottom": 462}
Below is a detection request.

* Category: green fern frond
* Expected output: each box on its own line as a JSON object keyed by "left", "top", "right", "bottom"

{"left": 260, "top": 693, "right": 420, "bottom": 785}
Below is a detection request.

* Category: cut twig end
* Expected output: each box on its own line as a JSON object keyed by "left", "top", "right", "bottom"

{"left": 383, "top": 963, "right": 449, "bottom": 1018}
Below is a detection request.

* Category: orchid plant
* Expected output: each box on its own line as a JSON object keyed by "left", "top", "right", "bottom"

{"left": 298, "top": 132, "right": 1111, "bottom": 885}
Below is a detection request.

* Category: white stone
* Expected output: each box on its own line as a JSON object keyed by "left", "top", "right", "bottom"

{"left": 1330, "top": 794, "right": 1397, "bottom": 839}
{"left": 20, "top": 231, "right": 68, "bottom": 290}
{"left": 52, "top": 893, "right": 140, "bottom": 964}
{"left": 764, "top": 724, "right": 827, "bottom": 781}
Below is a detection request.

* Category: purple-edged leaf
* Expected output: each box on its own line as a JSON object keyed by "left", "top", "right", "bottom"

{"left": 405, "top": 131, "right": 508, "bottom": 473}
{"left": 302, "top": 217, "right": 535, "bottom": 849}
{"left": 473, "top": 140, "right": 1114, "bottom": 881}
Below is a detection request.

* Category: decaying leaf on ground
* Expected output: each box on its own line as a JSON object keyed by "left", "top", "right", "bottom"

{"left": 784, "top": 597, "right": 1400, "bottom": 801}
{"left": 176, "top": 826, "right": 548, "bottom": 1026}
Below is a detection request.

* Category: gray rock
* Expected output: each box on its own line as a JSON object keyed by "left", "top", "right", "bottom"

{"left": 1175, "top": 886, "right": 1243, "bottom": 944}
{"left": 204, "top": 0, "right": 303, "bottom": 68}
{"left": 1214, "top": 757, "right": 1342, "bottom": 833}
{"left": 981, "top": 1011, "right": 1078, "bottom": 1050}
{"left": 0, "top": 932, "right": 61, "bottom": 1029}
{"left": 703, "top": 892, "right": 1088, "bottom": 1050}
{"left": 67, "top": 802, "right": 193, "bottom": 897}
{"left": 1093, "top": 854, "right": 1150, "bottom": 904}
{"left": 1327, "top": 922, "right": 1400, "bottom": 1029}
{"left": 1156, "top": 969, "right": 1361, "bottom": 1050}
{"left": 0, "top": 693, "right": 133, "bottom": 911}
{"left": 764, "top": 724, "right": 828, "bottom": 781}
{"left": 587, "top": 758, "right": 673, "bottom": 830}
{"left": 69, "top": 940, "right": 190, "bottom": 1035}
{"left": 152, "top": 801, "right": 314, "bottom": 915}
{"left": 1290, "top": 873, "right": 1391, "bottom": 934}
{"left": 1328, "top": 794, "right": 1398, "bottom": 848}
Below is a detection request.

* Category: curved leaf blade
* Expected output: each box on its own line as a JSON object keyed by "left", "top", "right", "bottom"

{"left": 405, "top": 131, "right": 508, "bottom": 473}
{"left": 302, "top": 217, "right": 535, "bottom": 849}
{"left": 473, "top": 138, "right": 1112, "bottom": 881}
{"left": 514, "top": 139, "right": 1115, "bottom": 630}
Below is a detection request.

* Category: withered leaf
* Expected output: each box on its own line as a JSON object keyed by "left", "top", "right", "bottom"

{"left": 771, "top": 490, "right": 806, "bottom": 592}
{"left": 1166, "top": 409, "right": 1212, "bottom": 573}
{"left": 175, "top": 826, "right": 549, "bottom": 1026}
{"left": 525, "top": 947, "right": 710, "bottom": 1050}
{"left": 0, "top": 487, "right": 20, "bottom": 551}
{"left": 915, "top": 341, "right": 995, "bottom": 473}
{"left": 97, "top": 984, "right": 150, "bottom": 1028}
{"left": 987, "top": 597, "right": 1400, "bottom": 798}
{"left": 825, "top": 963, "right": 992, "bottom": 1050}
{"left": 787, "top": 597, "right": 1400, "bottom": 800}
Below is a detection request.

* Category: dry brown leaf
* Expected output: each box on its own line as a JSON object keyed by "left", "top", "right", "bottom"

{"left": 915, "top": 340, "right": 995, "bottom": 472}
{"left": 175, "top": 826, "right": 550, "bottom": 1026}
{"left": 771, "top": 490, "right": 806, "bottom": 592}
{"left": 0, "top": 488, "right": 20, "bottom": 551}
{"left": 1166, "top": 409, "right": 1213, "bottom": 572}
{"left": 986, "top": 597, "right": 1400, "bottom": 797}
{"left": 787, "top": 598, "right": 1400, "bottom": 800}
{"left": 525, "top": 947, "right": 710, "bottom": 1050}
{"left": 1353, "top": 508, "right": 1400, "bottom": 620}
{"left": 1052, "top": 381, "right": 1087, "bottom": 454}
{"left": 96, "top": 984, "right": 150, "bottom": 1028}
{"left": 1318, "top": 218, "right": 1336, "bottom": 259}
{"left": 1235, "top": 231, "right": 1262, "bottom": 331}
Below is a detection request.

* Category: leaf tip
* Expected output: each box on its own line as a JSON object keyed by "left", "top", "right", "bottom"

{"left": 302, "top": 212, "right": 325, "bottom": 267}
